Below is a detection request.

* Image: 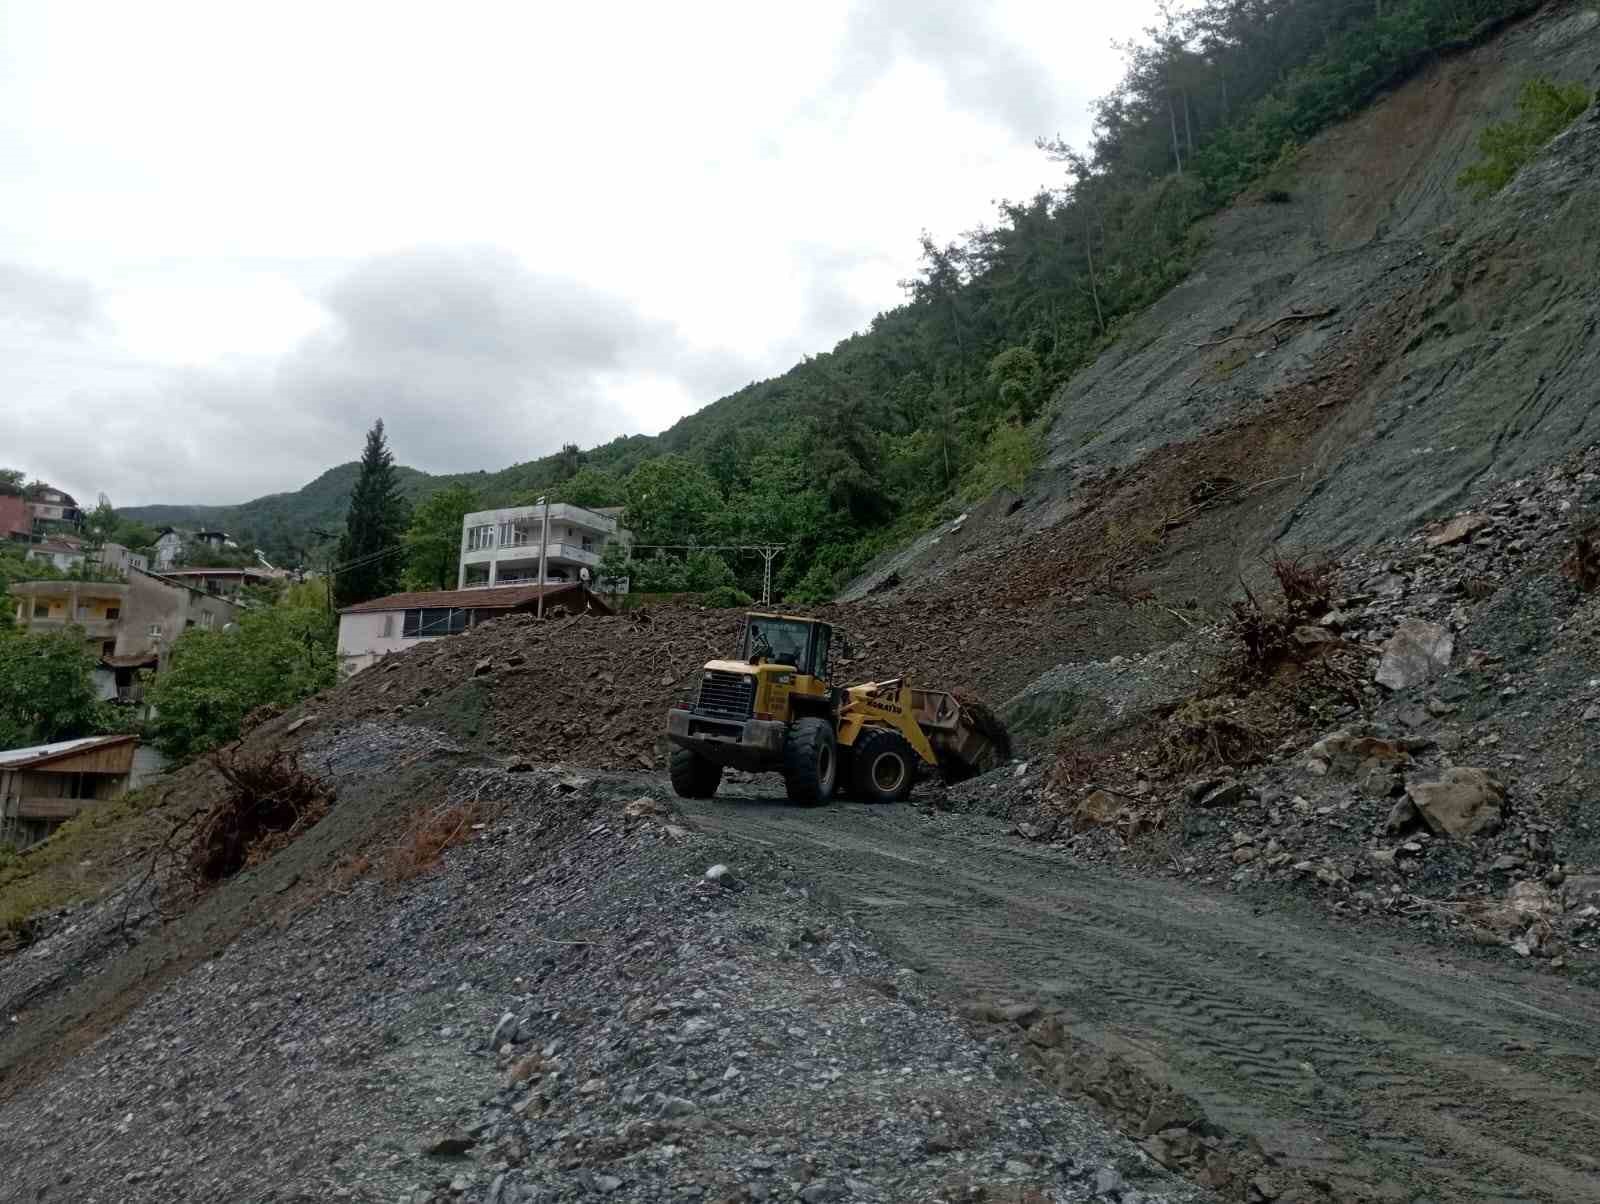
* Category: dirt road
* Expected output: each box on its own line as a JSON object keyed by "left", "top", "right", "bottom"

{"left": 680, "top": 791, "right": 1600, "bottom": 1203}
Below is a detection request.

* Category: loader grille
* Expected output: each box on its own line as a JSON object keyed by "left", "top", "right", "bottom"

{"left": 697, "top": 670, "right": 754, "bottom": 720}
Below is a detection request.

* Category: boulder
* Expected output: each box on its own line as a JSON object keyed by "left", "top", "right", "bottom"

{"left": 1197, "top": 780, "right": 1248, "bottom": 808}
{"left": 1425, "top": 512, "right": 1492, "bottom": 547}
{"left": 1376, "top": 620, "right": 1454, "bottom": 691}
{"left": 1307, "top": 730, "right": 1409, "bottom": 774}
{"left": 1074, "top": 789, "right": 1125, "bottom": 830}
{"left": 1406, "top": 768, "right": 1505, "bottom": 839}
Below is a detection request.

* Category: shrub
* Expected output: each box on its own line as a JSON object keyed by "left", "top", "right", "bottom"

{"left": 1458, "top": 77, "right": 1592, "bottom": 200}
{"left": 148, "top": 603, "right": 336, "bottom": 760}
{"left": 699, "top": 585, "right": 754, "bottom": 609}
{"left": 960, "top": 422, "right": 1042, "bottom": 503}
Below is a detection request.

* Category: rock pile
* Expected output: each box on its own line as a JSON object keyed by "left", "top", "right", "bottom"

{"left": 940, "top": 444, "right": 1600, "bottom": 973}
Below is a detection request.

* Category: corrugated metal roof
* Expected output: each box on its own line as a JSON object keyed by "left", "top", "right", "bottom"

{"left": 338, "top": 582, "right": 589, "bottom": 615}
{"left": 0, "top": 734, "right": 138, "bottom": 770}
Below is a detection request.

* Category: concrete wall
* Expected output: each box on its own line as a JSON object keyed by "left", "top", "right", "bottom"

{"left": 118, "top": 573, "right": 237, "bottom": 663}
{"left": 337, "top": 610, "right": 444, "bottom": 675}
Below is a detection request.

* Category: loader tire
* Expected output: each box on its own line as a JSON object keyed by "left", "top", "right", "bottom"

{"left": 783, "top": 718, "right": 837, "bottom": 804}
{"left": 851, "top": 728, "right": 916, "bottom": 804}
{"left": 669, "top": 747, "right": 723, "bottom": 799}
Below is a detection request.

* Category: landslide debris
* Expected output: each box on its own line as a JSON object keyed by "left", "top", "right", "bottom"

{"left": 0, "top": 728, "right": 1209, "bottom": 1204}
{"left": 941, "top": 443, "right": 1600, "bottom": 974}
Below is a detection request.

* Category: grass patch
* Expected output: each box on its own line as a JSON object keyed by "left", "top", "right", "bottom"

{"left": 0, "top": 787, "right": 172, "bottom": 941}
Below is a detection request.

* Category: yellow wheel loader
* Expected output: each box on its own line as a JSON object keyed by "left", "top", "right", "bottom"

{"left": 665, "top": 613, "right": 1010, "bottom": 804}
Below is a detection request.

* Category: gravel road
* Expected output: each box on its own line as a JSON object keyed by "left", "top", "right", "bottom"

{"left": 677, "top": 788, "right": 1600, "bottom": 1203}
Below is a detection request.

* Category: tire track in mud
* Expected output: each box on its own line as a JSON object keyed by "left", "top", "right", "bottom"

{"left": 685, "top": 797, "right": 1600, "bottom": 1202}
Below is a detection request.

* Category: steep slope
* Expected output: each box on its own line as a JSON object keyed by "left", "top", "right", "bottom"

{"left": 845, "top": 4, "right": 1600, "bottom": 602}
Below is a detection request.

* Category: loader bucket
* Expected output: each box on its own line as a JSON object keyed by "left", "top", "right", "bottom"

{"left": 910, "top": 688, "right": 1013, "bottom": 782}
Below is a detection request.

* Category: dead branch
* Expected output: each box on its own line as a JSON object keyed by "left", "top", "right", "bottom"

{"left": 1189, "top": 307, "right": 1338, "bottom": 349}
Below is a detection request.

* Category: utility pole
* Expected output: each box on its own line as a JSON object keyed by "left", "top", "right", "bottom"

{"left": 757, "top": 546, "right": 782, "bottom": 605}
{"left": 536, "top": 495, "right": 550, "bottom": 619}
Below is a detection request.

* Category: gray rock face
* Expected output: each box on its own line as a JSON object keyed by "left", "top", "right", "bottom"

{"left": 1376, "top": 620, "right": 1454, "bottom": 691}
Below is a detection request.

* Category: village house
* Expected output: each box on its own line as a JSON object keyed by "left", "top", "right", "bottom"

{"left": 0, "top": 492, "right": 31, "bottom": 543}
{"left": 154, "top": 527, "right": 184, "bottom": 569}
{"left": 26, "top": 483, "right": 81, "bottom": 528}
{"left": 0, "top": 735, "right": 166, "bottom": 849}
{"left": 335, "top": 582, "right": 608, "bottom": 675}
{"left": 7, "top": 567, "right": 239, "bottom": 703}
{"left": 24, "top": 535, "right": 86, "bottom": 571}
{"left": 156, "top": 566, "right": 275, "bottom": 598}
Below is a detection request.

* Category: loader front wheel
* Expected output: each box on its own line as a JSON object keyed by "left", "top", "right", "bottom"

{"left": 783, "top": 718, "right": 837, "bottom": 804}
{"left": 851, "top": 728, "right": 916, "bottom": 804}
{"left": 669, "top": 747, "right": 723, "bottom": 799}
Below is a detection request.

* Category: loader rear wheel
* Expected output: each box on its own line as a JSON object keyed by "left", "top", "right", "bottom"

{"left": 783, "top": 718, "right": 837, "bottom": 804}
{"left": 851, "top": 729, "right": 916, "bottom": 804}
{"left": 669, "top": 747, "right": 723, "bottom": 799}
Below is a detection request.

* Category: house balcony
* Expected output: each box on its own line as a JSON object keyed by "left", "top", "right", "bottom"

{"left": 24, "top": 616, "right": 118, "bottom": 638}
{"left": 462, "top": 541, "right": 603, "bottom": 571}
{"left": 12, "top": 796, "right": 86, "bottom": 821}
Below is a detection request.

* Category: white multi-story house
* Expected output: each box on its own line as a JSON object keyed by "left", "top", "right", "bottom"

{"left": 457, "top": 503, "right": 629, "bottom": 589}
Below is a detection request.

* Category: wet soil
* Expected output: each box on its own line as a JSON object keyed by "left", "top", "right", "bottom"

{"left": 673, "top": 784, "right": 1600, "bottom": 1203}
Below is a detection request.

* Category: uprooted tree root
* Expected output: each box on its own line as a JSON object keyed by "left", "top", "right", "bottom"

{"left": 1226, "top": 550, "right": 1338, "bottom": 682}
{"left": 1158, "top": 697, "right": 1272, "bottom": 774}
{"left": 186, "top": 749, "right": 332, "bottom": 887}
{"left": 1564, "top": 523, "right": 1599, "bottom": 592}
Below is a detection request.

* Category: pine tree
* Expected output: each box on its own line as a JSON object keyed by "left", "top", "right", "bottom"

{"left": 334, "top": 420, "right": 410, "bottom": 607}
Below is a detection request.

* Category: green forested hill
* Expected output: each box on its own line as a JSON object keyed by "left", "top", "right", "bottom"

{"left": 125, "top": 0, "right": 1551, "bottom": 594}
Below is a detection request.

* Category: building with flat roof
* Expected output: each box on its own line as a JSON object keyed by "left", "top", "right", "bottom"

{"left": 458, "top": 503, "right": 629, "bottom": 589}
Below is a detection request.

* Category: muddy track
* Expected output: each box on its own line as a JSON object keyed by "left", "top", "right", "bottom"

{"left": 680, "top": 794, "right": 1600, "bottom": 1202}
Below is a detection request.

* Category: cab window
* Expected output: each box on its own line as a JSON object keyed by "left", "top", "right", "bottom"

{"left": 810, "top": 625, "right": 831, "bottom": 679}
{"left": 744, "top": 618, "right": 811, "bottom": 667}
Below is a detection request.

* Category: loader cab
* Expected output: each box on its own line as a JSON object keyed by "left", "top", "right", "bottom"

{"left": 740, "top": 614, "right": 834, "bottom": 682}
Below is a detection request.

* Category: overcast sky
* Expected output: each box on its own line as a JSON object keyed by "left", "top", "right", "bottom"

{"left": 0, "top": 0, "right": 1158, "bottom": 508}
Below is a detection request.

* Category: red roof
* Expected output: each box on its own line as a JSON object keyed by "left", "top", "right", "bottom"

{"left": 338, "top": 582, "right": 594, "bottom": 615}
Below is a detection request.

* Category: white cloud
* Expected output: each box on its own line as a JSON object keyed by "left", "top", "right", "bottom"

{"left": 0, "top": 0, "right": 1157, "bottom": 505}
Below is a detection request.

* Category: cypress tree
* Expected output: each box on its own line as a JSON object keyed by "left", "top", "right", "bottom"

{"left": 334, "top": 419, "right": 410, "bottom": 607}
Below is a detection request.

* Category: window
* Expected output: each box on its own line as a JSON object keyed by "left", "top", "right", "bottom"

{"left": 381, "top": 613, "right": 395, "bottom": 638}
{"left": 581, "top": 536, "right": 594, "bottom": 551}
{"left": 743, "top": 618, "right": 813, "bottom": 669}
{"left": 402, "top": 608, "right": 469, "bottom": 638}
{"left": 105, "top": 607, "right": 120, "bottom": 620}
{"left": 147, "top": 623, "right": 162, "bottom": 637}
{"left": 200, "top": 611, "right": 216, "bottom": 630}
{"left": 102, "top": 641, "right": 116, "bottom": 658}
{"left": 466, "top": 524, "right": 495, "bottom": 551}
{"left": 810, "top": 624, "right": 832, "bottom": 679}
